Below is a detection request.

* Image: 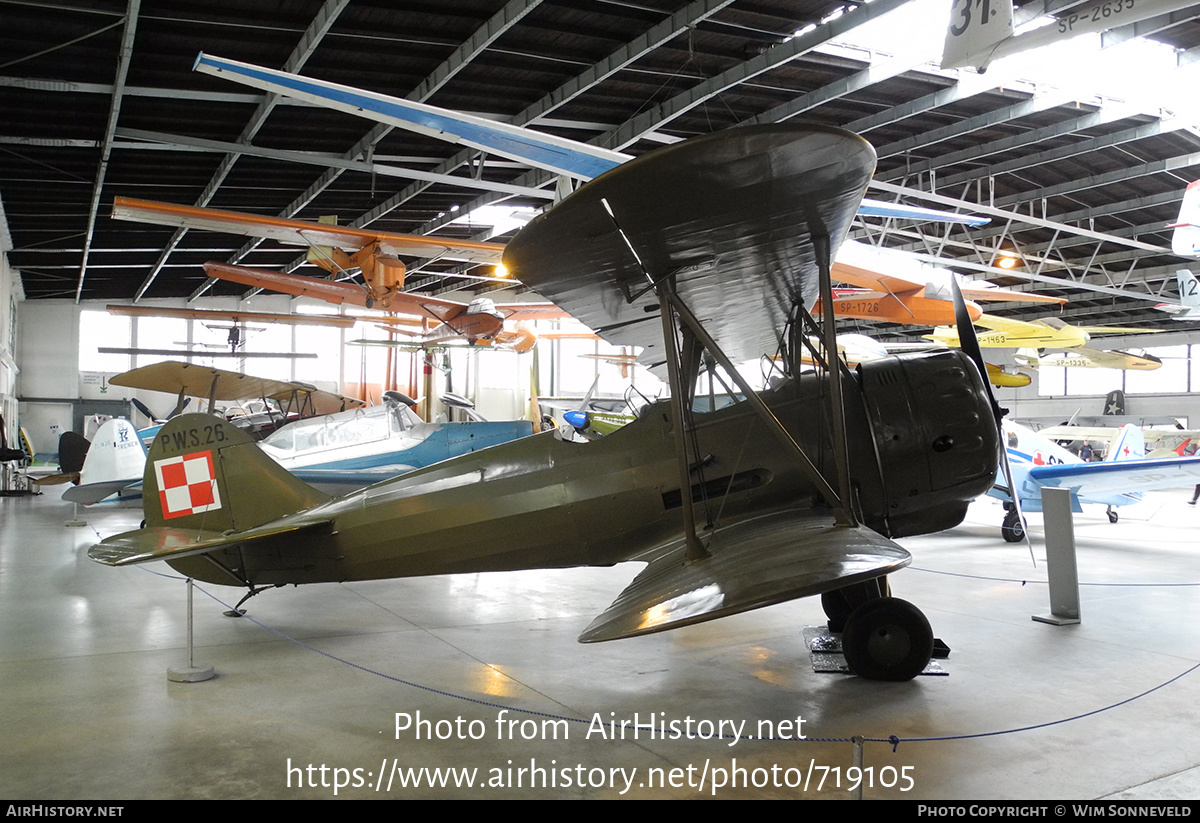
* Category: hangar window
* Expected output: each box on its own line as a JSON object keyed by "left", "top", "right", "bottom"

{"left": 78, "top": 310, "right": 130, "bottom": 374}
{"left": 1125, "top": 346, "right": 1188, "bottom": 395}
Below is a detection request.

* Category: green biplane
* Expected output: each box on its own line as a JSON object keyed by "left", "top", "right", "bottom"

{"left": 89, "top": 124, "right": 999, "bottom": 681}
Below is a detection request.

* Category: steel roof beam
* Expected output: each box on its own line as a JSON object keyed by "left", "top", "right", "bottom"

{"left": 134, "top": 0, "right": 352, "bottom": 301}
{"left": 200, "top": 0, "right": 549, "bottom": 301}
{"left": 73, "top": 0, "right": 140, "bottom": 303}
{"left": 279, "top": 0, "right": 739, "bottom": 264}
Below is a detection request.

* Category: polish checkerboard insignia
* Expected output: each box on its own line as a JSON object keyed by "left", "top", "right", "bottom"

{"left": 154, "top": 451, "right": 221, "bottom": 519}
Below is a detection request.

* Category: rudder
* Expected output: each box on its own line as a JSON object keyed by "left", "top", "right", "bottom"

{"left": 143, "top": 413, "right": 328, "bottom": 531}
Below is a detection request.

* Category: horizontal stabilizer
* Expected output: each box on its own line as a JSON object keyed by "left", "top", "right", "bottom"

{"left": 63, "top": 479, "right": 141, "bottom": 505}
{"left": 88, "top": 520, "right": 335, "bottom": 567}
{"left": 579, "top": 509, "right": 910, "bottom": 643}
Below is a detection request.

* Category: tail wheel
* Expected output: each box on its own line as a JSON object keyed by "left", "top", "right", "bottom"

{"left": 1001, "top": 508, "right": 1025, "bottom": 543}
{"left": 841, "top": 597, "right": 933, "bottom": 682}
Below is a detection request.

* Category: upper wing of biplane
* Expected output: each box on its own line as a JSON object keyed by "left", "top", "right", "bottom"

{"left": 109, "top": 360, "right": 308, "bottom": 405}
{"left": 192, "top": 53, "right": 988, "bottom": 228}
{"left": 112, "top": 197, "right": 505, "bottom": 266}
{"left": 504, "top": 124, "right": 875, "bottom": 370}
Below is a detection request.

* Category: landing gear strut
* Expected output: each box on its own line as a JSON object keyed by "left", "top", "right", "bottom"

{"left": 1106, "top": 506, "right": 1118, "bottom": 524}
{"left": 821, "top": 577, "right": 889, "bottom": 633}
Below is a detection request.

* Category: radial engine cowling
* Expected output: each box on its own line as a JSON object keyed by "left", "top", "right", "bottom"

{"left": 856, "top": 350, "right": 999, "bottom": 538}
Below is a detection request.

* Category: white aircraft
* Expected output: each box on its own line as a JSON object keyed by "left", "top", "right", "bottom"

{"left": 942, "top": 0, "right": 1200, "bottom": 73}
{"left": 993, "top": 420, "right": 1200, "bottom": 541}
{"left": 61, "top": 419, "right": 147, "bottom": 505}
{"left": 1171, "top": 180, "right": 1200, "bottom": 256}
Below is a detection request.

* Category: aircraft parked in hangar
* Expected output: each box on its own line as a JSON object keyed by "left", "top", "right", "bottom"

{"left": 256, "top": 391, "right": 536, "bottom": 495}
{"left": 992, "top": 420, "right": 1200, "bottom": 542}
{"left": 89, "top": 123, "right": 1007, "bottom": 681}
{"left": 60, "top": 419, "right": 147, "bottom": 505}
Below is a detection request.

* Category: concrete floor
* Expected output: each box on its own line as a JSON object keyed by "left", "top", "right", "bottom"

{"left": 2, "top": 485, "right": 1199, "bottom": 800}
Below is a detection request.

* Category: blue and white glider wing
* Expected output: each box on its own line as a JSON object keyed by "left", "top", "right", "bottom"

{"left": 193, "top": 54, "right": 987, "bottom": 227}
{"left": 857, "top": 198, "right": 988, "bottom": 227}
{"left": 192, "top": 53, "right": 627, "bottom": 180}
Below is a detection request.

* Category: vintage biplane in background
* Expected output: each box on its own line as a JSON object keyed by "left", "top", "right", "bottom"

{"left": 90, "top": 124, "right": 1005, "bottom": 681}
{"left": 105, "top": 303, "right": 358, "bottom": 361}
{"left": 109, "top": 360, "right": 364, "bottom": 443}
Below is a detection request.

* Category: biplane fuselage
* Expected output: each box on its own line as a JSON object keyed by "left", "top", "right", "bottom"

{"left": 107, "top": 349, "right": 996, "bottom": 595}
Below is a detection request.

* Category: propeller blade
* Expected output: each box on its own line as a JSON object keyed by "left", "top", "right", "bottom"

{"left": 949, "top": 277, "right": 1035, "bottom": 565}
{"left": 130, "top": 397, "right": 157, "bottom": 423}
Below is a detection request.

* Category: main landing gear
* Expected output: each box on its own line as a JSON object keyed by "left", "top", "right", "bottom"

{"left": 822, "top": 579, "right": 934, "bottom": 682}
{"left": 1001, "top": 504, "right": 1025, "bottom": 543}
{"left": 1106, "top": 506, "right": 1118, "bottom": 524}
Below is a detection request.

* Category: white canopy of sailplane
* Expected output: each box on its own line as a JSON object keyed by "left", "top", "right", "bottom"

{"left": 190, "top": 53, "right": 989, "bottom": 229}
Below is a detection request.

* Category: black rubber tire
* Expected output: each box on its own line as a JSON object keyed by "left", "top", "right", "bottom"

{"left": 1001, "top": 508, "right": 1025, "bottom": 543}
{"left": 842, "top": 597, "right": 933, "bottom": 682}
{"left": 1107, "top": 509, "right": 1119, "bottom": 524}
{"left": 822, "top": 578, "right": 889, "bottom": 633}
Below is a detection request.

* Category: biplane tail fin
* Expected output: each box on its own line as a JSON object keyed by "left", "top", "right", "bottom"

{"left": 141, "top": 413, "right": 328, "bottom": 532}
{"left": 1171, "top": 181, "right": 1200, "bottom": 256}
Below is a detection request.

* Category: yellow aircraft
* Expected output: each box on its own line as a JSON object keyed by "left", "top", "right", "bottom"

{"left": 1014, "top": 347, "right": 1163, "bottom": 371}
{"left": 926, "top": 314, "right": 1161, "bottom": 349}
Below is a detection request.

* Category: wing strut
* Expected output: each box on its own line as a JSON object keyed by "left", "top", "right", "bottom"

{"left": 598, "top": 199, "right": 856, "bottom": 545}
{"left": 657, "top": 278, "right": 709, "bottom": 562}
{"left": 815, "top": 234, "right": 857, "bottom": 527}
